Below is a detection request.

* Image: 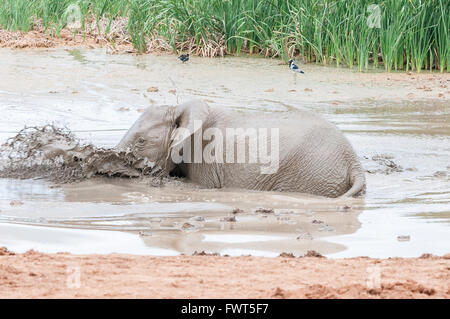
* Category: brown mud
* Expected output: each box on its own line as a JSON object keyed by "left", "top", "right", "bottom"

{"left": 0, "top": 248, "right": 448, "bottom": 298}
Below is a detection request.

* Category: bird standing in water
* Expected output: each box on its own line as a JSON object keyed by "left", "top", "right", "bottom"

{"left": 179, "top": 54, "right": 189, "bottom": 63}
{"left": 289, "top": 59, "right": 304, "bottom": 73}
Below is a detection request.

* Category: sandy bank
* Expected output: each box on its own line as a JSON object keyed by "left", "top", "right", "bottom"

{"left": 0, "top": 248, "right": 448, "bottom": 299}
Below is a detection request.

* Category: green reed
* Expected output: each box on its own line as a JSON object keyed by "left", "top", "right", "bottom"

{"left": 0, "top": 0, "right": 448, "bottom": 72}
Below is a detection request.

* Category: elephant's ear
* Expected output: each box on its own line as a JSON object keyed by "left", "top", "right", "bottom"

{"left": 168, "top": 100, "right": 210, "bottom": 150}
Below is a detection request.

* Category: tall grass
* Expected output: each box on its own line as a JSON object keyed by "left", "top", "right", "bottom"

{"left": 0, "top": 0, "right": 448, "bottom": 72}
{"left": 0, "top": 0, "right": 37, "bottom": 32}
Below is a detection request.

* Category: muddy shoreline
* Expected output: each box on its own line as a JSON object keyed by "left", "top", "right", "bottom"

{"left": 0, "top": 248, "right": 448, "bottom": 298}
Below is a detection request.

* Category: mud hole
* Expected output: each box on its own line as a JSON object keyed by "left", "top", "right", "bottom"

{"left": 0, "top": 125, "right": 165, "bottom": 184}
{"left": 0, "top": 48, "right": 448, "bottom": 260}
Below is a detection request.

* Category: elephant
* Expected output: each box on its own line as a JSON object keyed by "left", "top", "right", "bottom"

{"left": 116, "top": 100, "right": 365, "bottom": 198}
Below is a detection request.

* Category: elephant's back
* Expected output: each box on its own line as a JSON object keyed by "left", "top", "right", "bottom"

{"left": 210, "top": 107, "right": 362, "bottom": 197}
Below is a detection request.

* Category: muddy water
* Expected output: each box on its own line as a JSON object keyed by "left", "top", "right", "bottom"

{"left": 0, "top": 48, "right": 448, "bottom": 258}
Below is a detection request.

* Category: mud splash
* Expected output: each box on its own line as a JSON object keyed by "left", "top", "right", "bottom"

{"left": 0, "top": 125, "right": 162, "bottom": 183}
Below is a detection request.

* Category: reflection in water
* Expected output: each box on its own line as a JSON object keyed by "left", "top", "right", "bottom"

{"left": 67, "top": 49, "right": 88, "bottom": 64}
{"left": 0, "top": 178, "right": 363, "bottom": 256}
{"left": 0, "top": 48, "right": 448, "bottom": 257}
{"left": 0, "top": 179, "right": 64, "bottom": 201}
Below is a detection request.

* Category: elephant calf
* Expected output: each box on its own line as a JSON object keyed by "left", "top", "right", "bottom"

{"left": 117, "top": 100, "right": 365, "bottom": 198}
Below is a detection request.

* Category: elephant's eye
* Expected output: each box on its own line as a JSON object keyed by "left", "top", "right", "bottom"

{"left": 137, "top": 137, "right": 146, "bottom": 144}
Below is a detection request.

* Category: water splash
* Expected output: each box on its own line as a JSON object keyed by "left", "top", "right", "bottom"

{"left": 0, "top": 125, "right": 162, "bottom": 183}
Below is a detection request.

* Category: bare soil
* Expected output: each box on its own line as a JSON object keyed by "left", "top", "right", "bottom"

{"left": 0, "top": 24, "right": 133, "bottom": 53}
{"left": 0, "top": 29, "right": 98, "bottom": 49}
{"left": 0, "top": 248, "right": 448, "bottom": 299}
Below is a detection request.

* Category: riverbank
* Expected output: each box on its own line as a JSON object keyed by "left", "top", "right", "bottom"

{"left": 0, "top": 248, "right": 448, "bottom": 298}
{"left": 0, "top": 43, "right": 448, "bottom": 105}
{"left": 1, "top": 27, "right": 449, "bottom": 105}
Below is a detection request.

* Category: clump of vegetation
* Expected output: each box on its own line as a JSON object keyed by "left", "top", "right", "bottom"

{"left": 0, "top": 0, "right": 448, "bottom": 72}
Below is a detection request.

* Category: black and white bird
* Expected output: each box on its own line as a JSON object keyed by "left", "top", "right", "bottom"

{"left": 179, "top": 53, "right": 190, "bottom": 63}
{"left": 289, "top": 59, "right": 304, "bottom": 73}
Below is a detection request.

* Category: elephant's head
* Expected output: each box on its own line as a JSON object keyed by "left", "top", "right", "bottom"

{"left": 116, "top": 100, "right": 210, "bottom": 175}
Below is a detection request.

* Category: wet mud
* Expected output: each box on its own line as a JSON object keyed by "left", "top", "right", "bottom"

{"left": 0, "top": 48, "right": 449, "bottom": 258}
{"left": 365, "top": 154, "right": 404, "bottom": 174}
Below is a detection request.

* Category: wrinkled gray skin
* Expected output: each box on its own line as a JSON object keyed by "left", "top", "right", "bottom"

{"left": 117, "top": 100, "right": 365, "bottom": 198}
